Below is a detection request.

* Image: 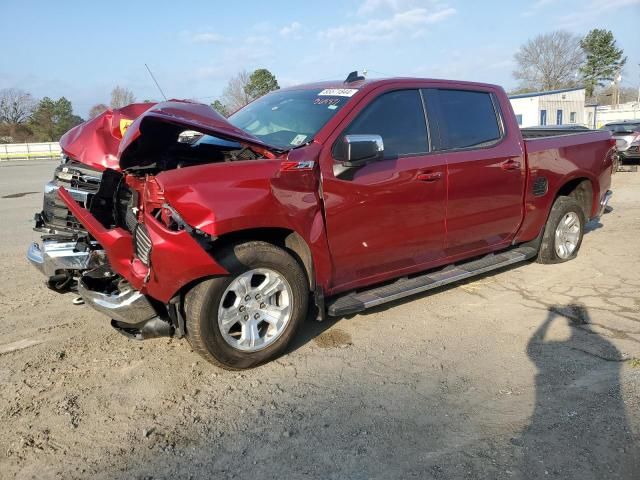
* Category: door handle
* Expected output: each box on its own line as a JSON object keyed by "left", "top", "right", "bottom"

{"left": 501, "top": 159, "right": 521, "bottom": 171}
{"left": 416, "top": 171, "right": 443, "bottom": 182}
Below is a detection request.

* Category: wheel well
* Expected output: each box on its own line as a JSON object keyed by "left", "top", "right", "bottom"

{"left": 556, "top": 178, "right": 594, "bottom": 219}
{"left": 211, "top": 228, "right": 315, "bottom": 290}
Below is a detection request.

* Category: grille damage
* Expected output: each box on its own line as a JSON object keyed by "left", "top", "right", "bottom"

{"left": 134, "top": 223, "right": 152, "bottom": 266}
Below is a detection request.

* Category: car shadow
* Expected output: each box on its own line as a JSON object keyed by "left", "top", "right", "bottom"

{"left": 514, "top": 304, "right": 639, "bottom": 478}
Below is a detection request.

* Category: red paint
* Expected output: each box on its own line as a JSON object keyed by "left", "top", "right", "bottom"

{"left": 58, "top": 78, "right": 613, "bottom": 304}
{"left": 59, "top": 103, "right": 155, "bottom": 170}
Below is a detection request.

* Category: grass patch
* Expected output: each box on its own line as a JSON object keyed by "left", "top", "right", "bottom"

{"left": 628, "top": 358, "right": 640, "bottom": 368}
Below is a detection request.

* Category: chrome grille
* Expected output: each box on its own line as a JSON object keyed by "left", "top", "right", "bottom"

{"left": 134, "top": 224, "right": 152, "bottom": 266}
{"left": 41, "top": 161, "right": 102, "bottom": 233}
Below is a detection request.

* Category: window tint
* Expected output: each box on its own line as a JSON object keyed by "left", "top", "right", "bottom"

{"left": 432, "top": 89, "right": 502, "bottom": 150}
{"left": 341, "top": 89, "right": 428, "bottom": 158}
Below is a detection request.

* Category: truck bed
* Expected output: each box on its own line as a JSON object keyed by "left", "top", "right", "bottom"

{"left": 520, "top": 127, "right": 593, "bottom": 139}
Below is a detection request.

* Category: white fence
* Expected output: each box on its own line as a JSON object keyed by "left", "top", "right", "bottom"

{"left": 0, "top": 142, "right": 61, "bottom": 161}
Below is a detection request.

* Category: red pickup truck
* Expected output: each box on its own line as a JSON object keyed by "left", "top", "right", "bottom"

{"left": 28, "top": 75, "right": 615, "bottom": 369}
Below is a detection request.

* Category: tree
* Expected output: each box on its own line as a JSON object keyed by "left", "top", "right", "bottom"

{"left": 88, "top": 103, "right": 109, "bottom": 119}
{"left": 221, "top": 70, "right": 252, "bottom": 112}
{"left": 110, "top": 86, "right": 136, "bottom": 109}
{"left": 244, "top": 68, "right": 279, "bottom": 100}
{"left": 513, "top": 31, "right": 584, "bottom": 91}
{"left": 0, "top": 88, "right": 37, "bottom": 139}
{"left": 211, "top": 100, "right": 229, "bottom": 117}
{"left": 592, "top": 85, "right": 638, "bottom": 105}
{"left": 580, "top": 29, "right": 627, "bottom": 98}
{"left": 30, "top": 97, "right": 83, "bottom": 142}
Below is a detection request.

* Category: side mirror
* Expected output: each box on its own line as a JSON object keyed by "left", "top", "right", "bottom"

{"left": 337, "top": 134, "right": 384, "bottom": 167}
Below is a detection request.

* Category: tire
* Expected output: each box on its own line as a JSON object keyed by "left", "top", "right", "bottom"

{"left": 537, "top": 196, "right": 585, "bottom": 264}
{"left": 184, "top": 241, "right": 309, "bottom": 369}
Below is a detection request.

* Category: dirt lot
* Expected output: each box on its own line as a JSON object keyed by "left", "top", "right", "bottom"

{"left": 0, "top": 160, "right": 638, "bottom": 479}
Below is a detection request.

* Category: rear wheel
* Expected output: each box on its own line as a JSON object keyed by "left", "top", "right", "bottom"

{"left": 184, "top": 241, "right": 309, "bottom": 369}
{"left": 537, "top": 196, "right": 585, "bottom": 264}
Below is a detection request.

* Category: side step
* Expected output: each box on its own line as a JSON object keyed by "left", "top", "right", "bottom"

{"left": 327, "top": 246, "right": 537, "bottom": 317}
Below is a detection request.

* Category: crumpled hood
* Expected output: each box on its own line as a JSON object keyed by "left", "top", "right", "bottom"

{"left": 59, "top": 103, "right": 156, "bottom": 170}
{"left": 59, "top": 100, "right": 279, "bottom": 171}
{"left": 117, "top": 100, "right": 278, "bottom": 170}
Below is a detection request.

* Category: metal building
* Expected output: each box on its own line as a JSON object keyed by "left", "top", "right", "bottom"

{"left": 508, "top": 87, "right": 586, "bottom": 128}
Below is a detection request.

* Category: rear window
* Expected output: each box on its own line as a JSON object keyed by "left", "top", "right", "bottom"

{"left": 431, "top": 89, "right": 502, "bottom": 150}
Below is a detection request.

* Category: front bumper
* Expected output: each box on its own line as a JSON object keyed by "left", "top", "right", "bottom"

{"left": 78, "top": 271, "right": 174, "bottom": 340}
{"left": 618, "top": 146, "right": 640, "bottom": 159}
{"left": 27, "top": 240, "right": 102, "bottom": 277}
{"left": 77, "top": 276, "right": 157, "bottom": 325}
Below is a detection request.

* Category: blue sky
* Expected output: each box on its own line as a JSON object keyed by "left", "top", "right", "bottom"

{"left": 1, "top": 0, "right": 638, "bottom": 117}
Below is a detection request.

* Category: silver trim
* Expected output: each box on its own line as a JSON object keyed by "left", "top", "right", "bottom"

{"left": 27, "top": 240, "right": 102, "bottom": 277}
{"left": 78, "top": 280, "right": 158, "bottom": 325}
{"left": 597, "top": 190, "right": 613, "bottom": 218}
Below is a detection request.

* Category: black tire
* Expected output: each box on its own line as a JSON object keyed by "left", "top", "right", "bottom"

{"left": 537, "top": 196, "right": 586, "bottom": 264}
{"left": 184, "top": 241, "right": 309, "bottom": 369}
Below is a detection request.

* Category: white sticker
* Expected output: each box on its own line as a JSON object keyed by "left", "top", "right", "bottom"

{"left": 328, "top": 105, "right": 338, "bottom": 110}
{"left": 290, "top": 134, "right": 308, "bottom": 146}
{"left": 318, "top": 88, "right": 358, "bottom": 97}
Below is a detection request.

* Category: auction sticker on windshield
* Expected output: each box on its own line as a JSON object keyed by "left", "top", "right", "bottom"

{"left": 318, "top": 88, "right": 358, "bottom": 97}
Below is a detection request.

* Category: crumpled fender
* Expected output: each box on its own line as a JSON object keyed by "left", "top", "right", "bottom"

{"left": 154, "top": 143, "right": 335, "bottom": 291}
{"left": 58, "top": 186, "right": 228, "bottom": 303}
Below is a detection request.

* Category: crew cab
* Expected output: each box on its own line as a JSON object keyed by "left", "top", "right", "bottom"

{"left": 28, "top": 75, "right": 615, "bottom": 369}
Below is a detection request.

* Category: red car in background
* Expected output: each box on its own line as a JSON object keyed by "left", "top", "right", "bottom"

{"left": 28, "top": 74, "right": 615, "bottom": 369}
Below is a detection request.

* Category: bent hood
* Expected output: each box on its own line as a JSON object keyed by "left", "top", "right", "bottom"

{"left": 60, "top": 100, "right": 279, "bottom": 171}
{"left": 59, "top": 103, "right": 156, "bottom": 170}
{"left": 118, "top": 100, "right": 280, "bottom": 170}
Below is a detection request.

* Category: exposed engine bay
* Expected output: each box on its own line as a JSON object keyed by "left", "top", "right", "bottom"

{"left": 29, "top": 128, "right": 263, "bottom": 294}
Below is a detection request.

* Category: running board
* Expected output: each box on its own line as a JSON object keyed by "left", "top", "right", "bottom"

{"left": 327, "top": 246, "right": 537, "bottom": 317}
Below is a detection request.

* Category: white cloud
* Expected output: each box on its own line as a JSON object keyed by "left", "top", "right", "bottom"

{"left": 557, "top": 0, "right": 640, "bottom": 27}
{"left": 279, "top": 21, "right": 302, "bottom": 37}
{"left": 357, "top": 0, "right": 427, "bottom": 15}
{"left": 188, "top": 32, "right": 227, "bottom": 44}
{"left": 320, "top": 6, "right": 456, "bottom": 45}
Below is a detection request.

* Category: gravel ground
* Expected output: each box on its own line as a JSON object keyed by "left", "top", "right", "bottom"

{"left": 0, "top": 160, "right": 638, "bottom": 480}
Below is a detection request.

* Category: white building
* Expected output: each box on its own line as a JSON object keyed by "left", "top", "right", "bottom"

{"left": 589, "top": 101, "right": 640, "bottom": 128}
{"left": 509, "top": 87, "right": 586, "bottom": 128}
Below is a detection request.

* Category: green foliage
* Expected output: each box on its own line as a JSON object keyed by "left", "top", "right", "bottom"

{"left": 211, "top": 99, "right": 230, "bottom": 117}
{"left": 580, "top": 29, "right": 627, "bottom": 97}
{"left": 244, "top": 68, "right": 279, "bottom": 100}
{"left": 30, "top": 97, "right": 83, "bottom": 142}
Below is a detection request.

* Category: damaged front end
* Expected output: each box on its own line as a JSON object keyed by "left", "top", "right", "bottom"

{"left": 35, "top": 100, "right": 279, "bottom": 340}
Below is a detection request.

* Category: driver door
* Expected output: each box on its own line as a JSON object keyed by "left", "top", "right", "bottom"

{"left": 319, "top": 89, "right": 448, "bottom": 292}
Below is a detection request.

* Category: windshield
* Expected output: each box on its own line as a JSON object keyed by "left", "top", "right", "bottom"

{"left": 601, "top": 123, "right": 640, "bottom": 134}
{"left": 228, "top": 88, "right": 357, "bottom": 149}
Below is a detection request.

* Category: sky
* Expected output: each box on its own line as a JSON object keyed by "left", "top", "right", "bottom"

{"left": 1, "top": 0, "right": 639, "bottom": 118}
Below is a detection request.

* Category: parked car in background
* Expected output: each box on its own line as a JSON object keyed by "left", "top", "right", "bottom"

{"left": 28, "top": 75, "right": 615, "bottom": 369}
{"left": 601, "top": 121, "right": 640, "bottom": 162}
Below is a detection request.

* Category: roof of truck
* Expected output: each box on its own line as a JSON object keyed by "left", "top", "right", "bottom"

{"left": 279, "top": 77, "right": 502, "bottom": 93}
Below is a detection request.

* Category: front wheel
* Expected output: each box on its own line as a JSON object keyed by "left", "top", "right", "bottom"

{"left": 184, "top": 241, "right": 309, "bottom": 369}
{"left": 537, "top": 196, "right": 585, "bottom": 264}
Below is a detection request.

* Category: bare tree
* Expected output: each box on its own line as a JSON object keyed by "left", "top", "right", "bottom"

{"left": 88, "top": 103, "right": 109, "bottom": 119}
{"left": 110, "top": 86, "right": 136, "bottom": 109}
{"left": 0, "top": 88, "right": 37, "bottom": 140}
{"left": 513, "top": 31, "right": 584, "bottom": 91}
{"left": 222, "top": 70, "right": 252, "bottom": 113}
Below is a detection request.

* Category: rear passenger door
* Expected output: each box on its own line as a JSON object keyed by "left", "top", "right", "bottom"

{"left": 321, "top": 89, "right": 447, "bottom": 290}
{"left": 423, "top": 88, "right": 525, "bottom": 257}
